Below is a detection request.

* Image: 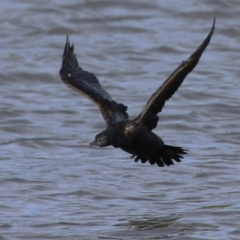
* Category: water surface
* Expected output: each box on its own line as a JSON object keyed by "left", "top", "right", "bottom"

{"left": 0, "top": 1, "right": 240, "bottom": 239}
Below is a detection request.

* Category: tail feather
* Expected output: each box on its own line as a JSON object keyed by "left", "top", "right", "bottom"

{"left": 131, "top": 145, "right": 188, "bottom": 167}
{"left": 163, "top": 144, "right": 188, "bottom": 164}
{"left": 152, "top": 144, "right": 187, "bottom": 167}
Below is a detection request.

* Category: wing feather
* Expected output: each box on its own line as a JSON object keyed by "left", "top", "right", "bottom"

{"left": 138, "top": 18, "right": 215, "bottom": 128}
{"left": 59, "top": 37, "right": 128, "bottom": 126}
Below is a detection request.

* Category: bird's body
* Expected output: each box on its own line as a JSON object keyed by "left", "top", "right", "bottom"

{"left": 90, "top": 119, "right": 185, "bottom": 167}
{"left": 59, "top": 19, "right": 215, "bottom": 167}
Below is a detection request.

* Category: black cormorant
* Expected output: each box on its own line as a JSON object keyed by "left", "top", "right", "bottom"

{"left": 59, "top": 19, "right": 215, "bottom": 167}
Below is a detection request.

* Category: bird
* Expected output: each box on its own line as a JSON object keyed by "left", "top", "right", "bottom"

{"left": 59, "top": 19, "right": 215, "bottom": 168}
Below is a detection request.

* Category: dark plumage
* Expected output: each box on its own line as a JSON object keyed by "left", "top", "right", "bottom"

{"left": 59, "top": 19, "right": 215, "bottom": 167}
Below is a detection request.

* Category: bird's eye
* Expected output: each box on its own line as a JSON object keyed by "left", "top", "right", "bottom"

{"left": 101, "top": 136, "right": 107, "bottom": 142}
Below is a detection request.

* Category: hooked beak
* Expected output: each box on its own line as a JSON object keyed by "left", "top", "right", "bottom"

{"left": 89, "top": 140, "right": 97, "bottom": 147}
{"left": 89, "top": 140, "right": 107, "bottom": 147}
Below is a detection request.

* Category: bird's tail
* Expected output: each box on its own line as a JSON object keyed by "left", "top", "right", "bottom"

{"left": 146, "top": 145, "right": 187, "bottom": 167}
{"left": 132, "top": 145, "right": 188, "bottom": 167}
{"left": 159, "top": 144, "right": 188, "bottom": 167}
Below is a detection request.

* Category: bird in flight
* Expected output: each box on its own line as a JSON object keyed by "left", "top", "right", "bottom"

{"left": 59, "top": 19, "right": 215, "bottom": 167}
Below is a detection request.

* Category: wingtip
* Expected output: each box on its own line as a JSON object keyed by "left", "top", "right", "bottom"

{"left": 63, "top": 35, "right": 70, "bottom": 58}
{"left": 61, "top": 35, "right": 79, "bottom": 70}
{"left": 210, "top": 16, "right": 216, "bottom": 35}
{"left": 188, "top": 18, "right": 215, "bottom": 62}
{"left": 211, "top": 16, "right": 216, "bottom": 36}
{"left": 66, "top": 35, "right": 69, "bottom": 48}
{"left": 202, "top": 17, "right": 216, "bottom": 46}
{"left": 63, "top": 34, "right": 73, "bottom": 54}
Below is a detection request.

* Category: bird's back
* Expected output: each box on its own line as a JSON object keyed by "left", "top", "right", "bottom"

{"left": 118, "top": 120, "right": 164, "bottom": 157}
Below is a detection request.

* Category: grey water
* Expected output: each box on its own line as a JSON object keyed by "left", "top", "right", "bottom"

{"left": 0, "top": 0, "right": 240, "bottom": 239}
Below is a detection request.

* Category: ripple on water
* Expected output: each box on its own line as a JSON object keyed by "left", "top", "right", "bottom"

{"left": 0, "top": 0, "right": 240, "bottom": 239}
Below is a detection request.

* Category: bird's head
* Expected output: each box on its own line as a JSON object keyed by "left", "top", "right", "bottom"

{"left": 89, "top": 130, "right": 112, "bottom": 147}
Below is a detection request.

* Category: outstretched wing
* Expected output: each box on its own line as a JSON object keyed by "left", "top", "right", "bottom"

{"left": 59, "top": 37, "right": 128, "bottom": 126}
{"left": 137, "top": 18, "right": 215, "bottom": 130}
